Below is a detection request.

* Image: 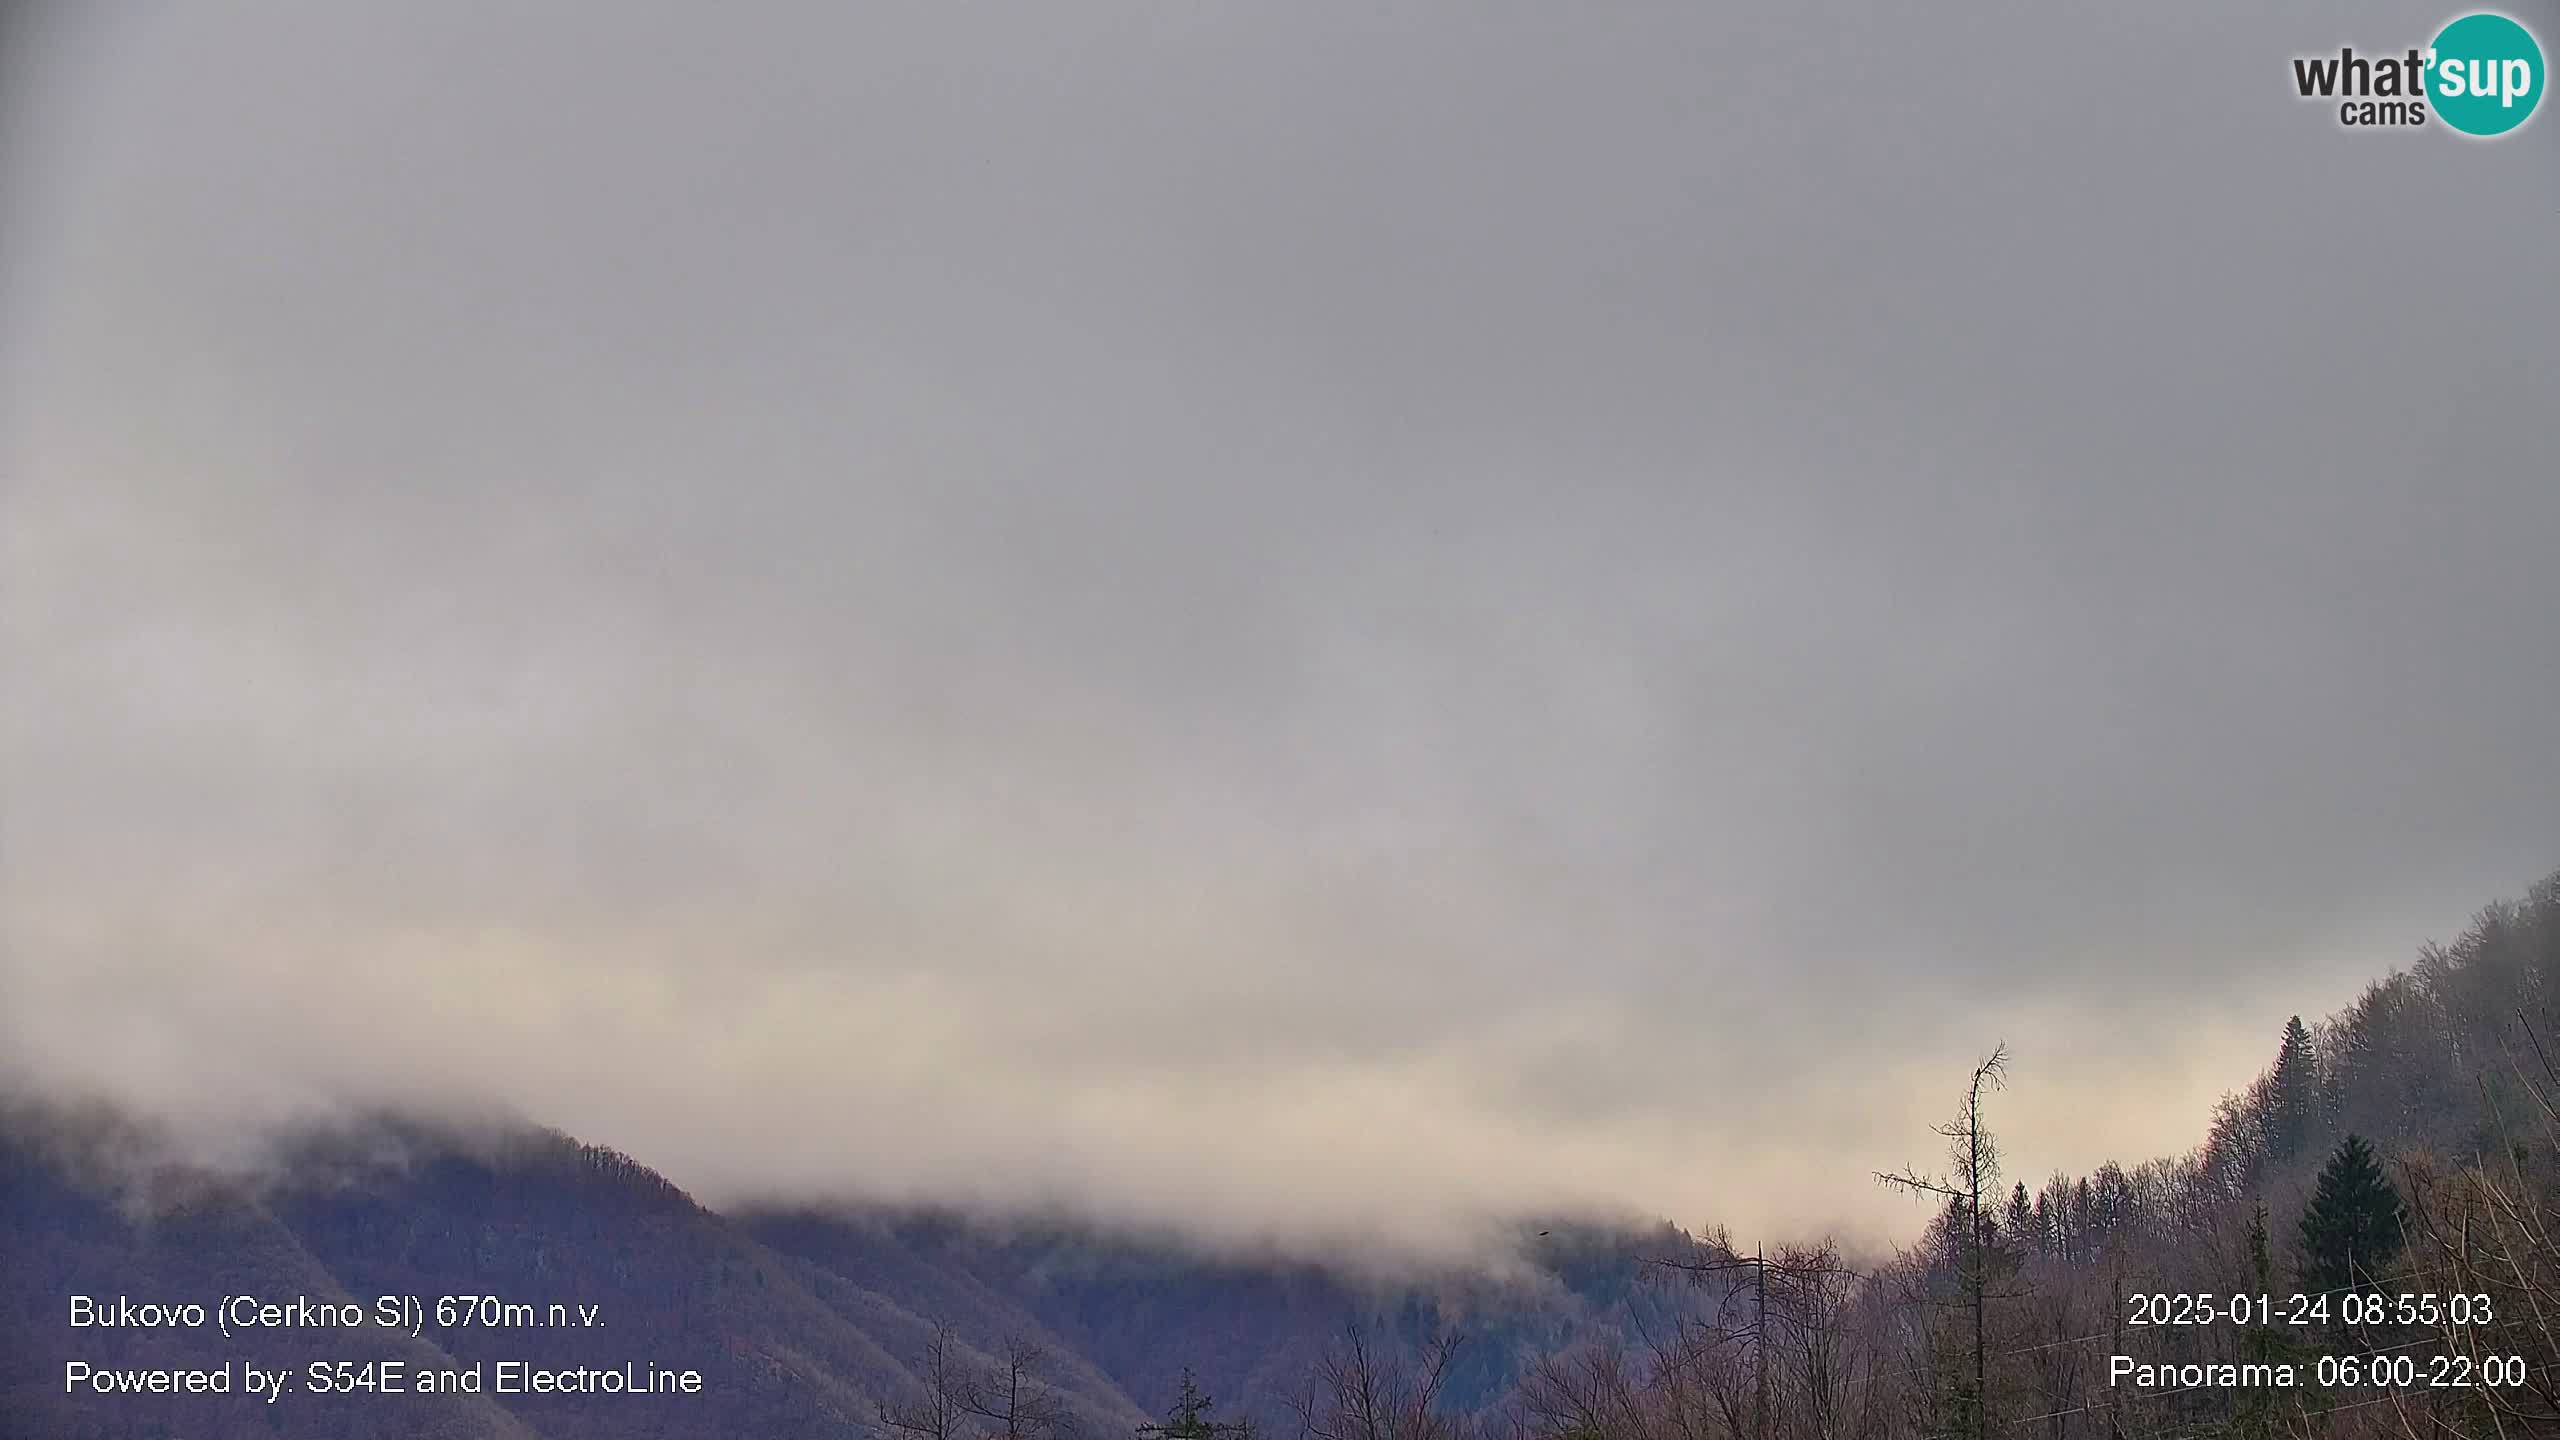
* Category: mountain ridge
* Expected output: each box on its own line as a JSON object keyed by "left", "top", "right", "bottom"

{"left": 2, "top": 1096, "right": 1694, "bottom": 1439}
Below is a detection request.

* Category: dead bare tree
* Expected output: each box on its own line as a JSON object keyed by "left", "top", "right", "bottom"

{"left": 1291, "top": 1318, "right": 1467, "bottom": 1440}
{"left": 1640, "top": 1234, "right": 1876, "bottom": 1440}
{"left": 1878, "top": 1044, "right": 2011, "bottom": 1440}
{"left": 967, "top": 1333, "right": 1079, "bottom": 1440}
{"left": 1764, "top": 1242, "right": 1866, "bottom": 1440}
{"left": 1515, "top": 1338, "right": 1650, "bottom": 1440}
{"left": 884, "top": 1320, "right": 980, "bottom": 1440}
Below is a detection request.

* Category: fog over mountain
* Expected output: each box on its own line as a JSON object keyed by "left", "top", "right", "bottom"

{"left": 4, "top": 2, "right": 2555, "bottom": 1261}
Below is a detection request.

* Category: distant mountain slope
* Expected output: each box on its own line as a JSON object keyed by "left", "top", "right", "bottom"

{"left": 0, "top": 1105, "right": 1154, "bottom": 1440}
{"left": 0, "top": 1109, "right": 538, "bottom": 1440}
{"left": 742, "top": 1205, "right": 1710, "bottom": 1424}
{"left": 0, "top": 1101, "right": 1697, "bottom": 1440}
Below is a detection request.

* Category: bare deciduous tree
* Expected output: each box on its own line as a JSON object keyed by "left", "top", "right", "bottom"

{"left": 884, "top": 1321, "right": 979, "bottom": 1440}
{"left": 969, "top": 1333, "right": 1079, "bottom": 1440}
{"left": 1291, "top": 1318, "right": 1466, "bottom": 1440}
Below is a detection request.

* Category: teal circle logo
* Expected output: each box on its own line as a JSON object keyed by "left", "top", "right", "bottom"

{"left": 2430, "top": 13, "right": 2544, "bottom": 136}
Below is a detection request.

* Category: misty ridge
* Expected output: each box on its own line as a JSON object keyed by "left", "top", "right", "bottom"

{"left": 10, "top": 870, "right": 2560, "bottom": 1439}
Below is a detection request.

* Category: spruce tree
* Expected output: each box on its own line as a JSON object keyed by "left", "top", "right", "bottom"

{"left": 2296, "top": 1133, "right": 2403, "bottom": 1297}
{"left": 1138, "top": 1369, "right": 1250, "bottom": 1440}
{"left": 2269, "top": 1016, "right": 2318, "bottom": 1161}
{"left": 2237, "top": 1203, "right": 2278, "bottom": 1440}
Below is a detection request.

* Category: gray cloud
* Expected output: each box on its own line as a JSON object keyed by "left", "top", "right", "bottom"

{"left": 4, "top": 0, "right": 2555, "bottom": 1257}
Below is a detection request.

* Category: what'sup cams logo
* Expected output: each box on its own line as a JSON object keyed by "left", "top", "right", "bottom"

{"left": 2292, "top": 11, "right": 2544, "bottom": 134}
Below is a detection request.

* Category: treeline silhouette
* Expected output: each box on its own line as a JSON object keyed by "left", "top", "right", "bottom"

{"left": 6, "top": 870, "right": 2554, "bottom": 1439}
{"left": 893, "top": 869, "right": 2560, "bottom": 1440}
{"left": 1478, "top": 869, "right": 2560, "bottom": 1438}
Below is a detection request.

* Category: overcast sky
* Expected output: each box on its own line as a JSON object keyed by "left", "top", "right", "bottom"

{"left": 4, "top": 1, "right": 2555, "bottom": 1259}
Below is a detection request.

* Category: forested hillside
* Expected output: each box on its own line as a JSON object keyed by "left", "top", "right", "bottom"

{"left": 742, "top": 1205, "right": 1700, "bottom": 1422}
{"left": 1498, "top": 869, "right": 2560, "bottom": 1440}
{"left": 0, "top": 1103, "right": 1700, "bottom": 1439}
{"left": 5, "top": 869, "right": 2554, "bottom": 1438}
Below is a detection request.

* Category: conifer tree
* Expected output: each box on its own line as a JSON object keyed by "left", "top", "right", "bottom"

{"left": 1139, "top": 1369, "right": 1250, "bottom": 1440}
{"left": 2236, "top": 1203, "right": 2279, "bottom": 1440}
{"left": 2296, "top": 1133, "right": 2403, "bottom": 1297}
{"left": 2268, "top": 1016, "right": 2318, "bottom": 1161}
